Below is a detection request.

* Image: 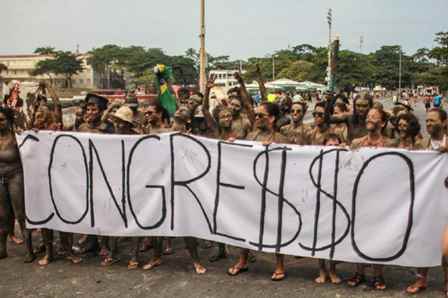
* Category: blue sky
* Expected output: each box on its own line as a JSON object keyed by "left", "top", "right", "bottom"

{"left": 1, "top": 0, "right": 446, "bottom": 58}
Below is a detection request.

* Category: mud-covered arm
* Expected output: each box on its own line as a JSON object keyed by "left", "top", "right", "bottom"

{"left": 255, "top": 64, "right": 268, "bottom": 103}
{"left": 234, "top": 72, "right": 255, "bottom": 125}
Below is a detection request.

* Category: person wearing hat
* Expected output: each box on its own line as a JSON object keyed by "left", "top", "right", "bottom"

{"left": 78, "top": 93, "right": 109, "bottom": 133}
{"left": 139, "top": 104, "right": 207, "bottom": 274}
{"left": 110, "top": 106, "right": 137, "bottom": 135}
{"left": 75, "top": 94, "right": 113, "bottom": 259}
{"left": 99, "top": 106, "right": 138, "bottom": 267}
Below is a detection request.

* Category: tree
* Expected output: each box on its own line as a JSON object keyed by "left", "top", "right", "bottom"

{"left": 53, "top": 51, "right": 83, "bottom": 88}
{"left": 32, "top": 51, "right": 83, "bottom": 88}
{"left": 430, "top": 32, "right": 448, "bottom": 65}
{"left": 276, "top": 60, "right": 314, "bottom": 81}
{"left": 34, "top": 47, "right": 56, "bottom": 56}
{"left": 31, "top": 59, "right": 58, "bottom": 84}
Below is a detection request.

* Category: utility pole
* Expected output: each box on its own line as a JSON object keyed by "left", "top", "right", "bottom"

{"left": 326, "top": 8, "right": 333, "bottom": 91}
{"left": 398, "top": 46, "right": 402, "bottom": 98}
{"left": 199, "top": 0, "right": 207, "bottom": 94}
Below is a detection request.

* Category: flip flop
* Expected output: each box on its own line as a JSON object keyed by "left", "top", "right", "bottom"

{"left": 127, "top": 260, "right": 139, "bottom": 270}
{"left": 227, "top": 264, "right": 249, "bottom": 276}
{"left": 194, "top": 263, "right": 207, "bottom": 275}
{"left": 347, "top": 273, "right": 366, "bottom": 287}
{"left": 100, "top": 256, "right": 119, "bottom": 267}
{"left": 142, "top": 259, "right": 162, "bottom": 270}
{"left": 272, "top": 271, "right": 286, "bottom": 281}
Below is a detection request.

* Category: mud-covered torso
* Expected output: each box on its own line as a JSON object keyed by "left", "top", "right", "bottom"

{"left": 0, "top": 134, "right": 22, "bottom": 176}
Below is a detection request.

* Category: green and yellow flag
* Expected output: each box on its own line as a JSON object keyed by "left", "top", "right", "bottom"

{"left": 154, "top": 64, "right": 177, "bottom": 116}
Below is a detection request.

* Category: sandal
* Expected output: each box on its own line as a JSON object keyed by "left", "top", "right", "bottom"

{"left": 100, "top": 256, "right": 119, "bottom": 266}
{"left": 227, "top": 263, "right": 249, "bottom": 276}
{"left": 66, "top": 255, "right": 82, "bottom": 264}
{"left": 372, "top": 276, "right": 387, "bottom": 291}
{"left": 142, "top": 258, "right": 162, "bottom": 270}
{"left": 406, "top": 279, "right": 427, "bottom": 294}
{"left": 127, "top": 260, "right": 139, "bottom": 270}
{"left": 347, "top": 273, "right": 366, "bottom": 287}
{"left": 271, "top": 271, "right": 286, "bottom": 281}
{"left": 9, "top": 235, "right": 23, "bottom": 245}
{"left": 193, "top": 262, "right": 207, "bottom": 274}
{"left": 99, "top": 247, "right": 109, "bottom": 257}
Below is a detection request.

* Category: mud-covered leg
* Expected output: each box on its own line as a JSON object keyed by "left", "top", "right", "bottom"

{"left": 38, "top": 229, "right": 54, "bottom": 266}
{"left": 128, "top": 237, "right": 141, "bottom": 269}
{"left": 185, "top": 237, "right": 206, "bottom": 274}
{"left": 8, "top": 172, "right": 35, "bottom": 262}
{"left": 60, "top": 232, "right": 81, "bottom": 264}
{"left": 0, "top": 182, "right": 11, "bottom": 259}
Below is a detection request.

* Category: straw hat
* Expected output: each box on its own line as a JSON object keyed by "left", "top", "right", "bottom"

{"left": 112, "top": 106, "right": 134, "bottom": 125}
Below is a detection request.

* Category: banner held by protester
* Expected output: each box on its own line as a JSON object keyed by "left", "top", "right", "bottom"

{"left": 17, "top": 131, "right": 448, "bottom": 267}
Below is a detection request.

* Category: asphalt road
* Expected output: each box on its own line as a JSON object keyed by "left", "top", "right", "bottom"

{"left": 0, "top": 237, "right": 447, "bottom": 298}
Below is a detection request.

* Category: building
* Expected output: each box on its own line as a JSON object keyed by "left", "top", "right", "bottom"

{"left": 0, "top": 53, "right": 98, "bottom": 97}
{"left": 208, "top": 69, "right": 245, "bottom": 89}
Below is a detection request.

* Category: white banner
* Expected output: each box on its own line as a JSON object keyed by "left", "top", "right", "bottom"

{"left": 17, "top": 131, "right": 448, "bottom": 267}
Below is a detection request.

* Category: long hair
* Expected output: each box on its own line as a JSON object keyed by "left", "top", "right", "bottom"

{"left": 397, "top": 112, "right": 421, "bottom": 143}
{"left": 352, "top": 94, "right": 373, "bottom": 126}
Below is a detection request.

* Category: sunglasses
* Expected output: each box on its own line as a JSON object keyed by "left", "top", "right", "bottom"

{"left": 291, "top": 109, "right": 303, "bottom": 114}
{"left": 313, "top": 112, "right": 325, "bottom": 118}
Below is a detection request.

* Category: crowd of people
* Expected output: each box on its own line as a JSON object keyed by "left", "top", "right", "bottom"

{"left": 1, "top": 73, "right": 448, "bottom": 295}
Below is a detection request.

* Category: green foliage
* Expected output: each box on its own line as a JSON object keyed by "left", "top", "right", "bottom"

{"left": 32, "top": 51, "right": 83, "bottom": 88}
{"left": 32, "top": 31, "right": 448, "bottom": 92}
{"left": 34, "top": 47, "right": 56, "bottom": 55}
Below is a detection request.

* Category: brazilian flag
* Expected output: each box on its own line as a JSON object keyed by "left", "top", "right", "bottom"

{"left": 154, "top": 64, "right": 177, "bottom": 116}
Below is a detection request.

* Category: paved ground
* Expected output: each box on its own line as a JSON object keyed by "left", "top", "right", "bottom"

{"left": 0, "top": 236, "right": 446, "bottom": 298}
{"left": 2, "top": 98, "right": 445, "bottom": 298}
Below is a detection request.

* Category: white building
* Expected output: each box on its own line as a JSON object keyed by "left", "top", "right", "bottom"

{"left": 209, "top": 69, "right": 246, "bottom": 89}
{"left": 0, "top": 53, "right": 98, "bottom": 97}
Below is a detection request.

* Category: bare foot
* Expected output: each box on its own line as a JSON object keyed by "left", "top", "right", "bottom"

{"left": 329, "top": 272, "right": 342, "bottom": 284}
{"left": 193, "top": 262, "right": 207, "bottom": 274}
{"left": 314, "top": 271, "right": 328, "bottom": 284}
{"left": 38, "top": 255, "right": 51, "bottom": 266}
